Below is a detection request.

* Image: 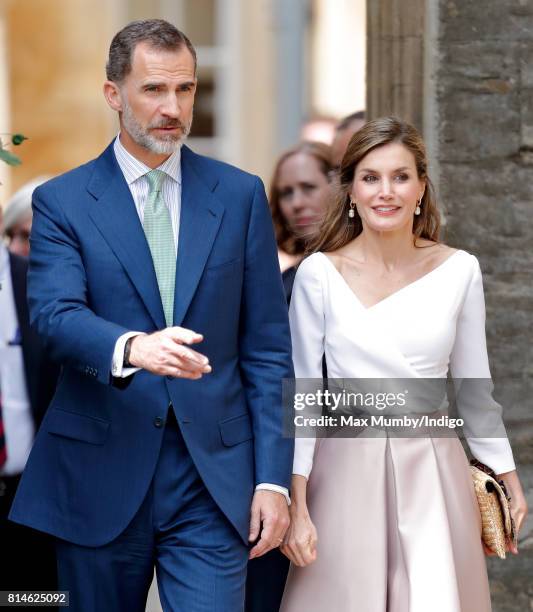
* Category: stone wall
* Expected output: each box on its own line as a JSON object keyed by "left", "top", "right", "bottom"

{"left": 435, "top": 3, "right": 533, "bottom": 608}
{"left": 367, "top": 1, "right": 533, "bottom": 609}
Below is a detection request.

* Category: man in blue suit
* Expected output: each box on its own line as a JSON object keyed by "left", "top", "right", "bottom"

{"left": 10, "top": 19, "right": 293, "bottom": 611}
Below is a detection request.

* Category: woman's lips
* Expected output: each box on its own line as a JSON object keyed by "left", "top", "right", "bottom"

{"left": 371, "top": 206, "right": 400, "bottom": 216}
{"left": 294, "top": 216, "right": 318, "bottom": 226}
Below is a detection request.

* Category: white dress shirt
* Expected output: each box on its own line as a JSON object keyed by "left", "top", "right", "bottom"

{"left": 0, "top": 243, "right": 34, "bottom": 475}
{"left": 110, "top": 136, "right": 290, "bottom": 504}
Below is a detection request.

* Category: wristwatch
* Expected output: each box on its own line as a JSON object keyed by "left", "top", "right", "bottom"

{"left": 123, "top": 337, "right": 134, "bottom": 367}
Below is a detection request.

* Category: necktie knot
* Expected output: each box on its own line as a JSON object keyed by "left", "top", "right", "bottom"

{"left": 146, "top": 169, "right": 166, "bottom": 194}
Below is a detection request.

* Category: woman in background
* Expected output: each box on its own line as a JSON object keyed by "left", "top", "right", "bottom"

{"left": 269, "top": 141, "right": 333, "bottom": 303}
{"left": 280, "top": 117, "right": 527, "bottom": 612}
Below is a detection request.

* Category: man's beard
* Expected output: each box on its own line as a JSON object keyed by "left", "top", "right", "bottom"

{"left": 121, "top": 98, "right": 192, "bottom": 155}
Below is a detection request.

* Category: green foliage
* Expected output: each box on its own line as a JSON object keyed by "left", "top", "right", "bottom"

{"left": 11, "top": 133, "right": 27, "bottom": 146}
{"left": 0, "top": 133, "right": 27, "bottom": 166}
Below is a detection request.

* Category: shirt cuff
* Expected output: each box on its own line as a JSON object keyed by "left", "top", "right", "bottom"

{"left": 255, "top": 483, "right": 291, "bottom": 506}
{"left": 111, "top": 332, "right": 143, "bottom": 378}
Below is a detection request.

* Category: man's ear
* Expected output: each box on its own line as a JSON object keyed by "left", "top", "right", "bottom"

{"left": 103, "top": 81, "right": 123, "bottom": 112}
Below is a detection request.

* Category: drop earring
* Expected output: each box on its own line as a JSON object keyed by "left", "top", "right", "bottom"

{"left": 348, "top": 198, "right": 356, "bottom": 219}
{"left": 415, "top": 198, "right": 421, "bottom": 216}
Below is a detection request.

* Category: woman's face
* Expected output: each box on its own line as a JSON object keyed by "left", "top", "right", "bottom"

{"left": 277, "top": 153, "right": 331, "bottom": 239}
{"left": 350, "top": 142, "right": 425, "bottom": 234}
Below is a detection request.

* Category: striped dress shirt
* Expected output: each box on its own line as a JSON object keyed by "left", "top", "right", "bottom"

{"left": 113, "top": 135, "right": 181, "bottom": 250}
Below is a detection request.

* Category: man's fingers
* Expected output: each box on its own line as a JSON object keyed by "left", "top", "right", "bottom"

{"left": 248, "top": 505, "right": 261, "bottom": 544}
{"left": 249, "top": 517, "right": 274, "bottom": 558}
{"left": 178, "top": 346, "right": 210, "bottom": 367}
{"left": 249, "top": 536, "right": 272, "bottom": 559}
{"left": 166, "top": 367, "right": 203, "bottom": 380}
{"left": 166, "top": 326, "right": 204, "bottom": 345}
{"left": 249, "top": 524, "right": 286, "bottom": 560}
{"left": 161, "top": 338, "right": 211, "bottom": 373}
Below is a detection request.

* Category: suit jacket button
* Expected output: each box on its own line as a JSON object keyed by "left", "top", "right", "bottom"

{"left": 154, "top": 417, "right": 165, "bottom": 428}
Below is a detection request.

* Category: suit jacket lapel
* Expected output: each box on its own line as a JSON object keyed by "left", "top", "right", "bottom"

{"left": 173, "top": 146, "right": 224, "bottom": 327}
{"left": 87, "top": 143, "right": 166, "bottom": 329}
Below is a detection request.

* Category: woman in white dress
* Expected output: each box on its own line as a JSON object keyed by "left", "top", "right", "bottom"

{"left": 279, "top": 117, "right": 528, "bottom": 612}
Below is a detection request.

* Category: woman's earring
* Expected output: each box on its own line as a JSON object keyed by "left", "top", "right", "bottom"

{"left": 414, "top": 198, "right": 421, "bottom": 216}
{"left": 348, "top": 198, "right": 356, "bottom": 219}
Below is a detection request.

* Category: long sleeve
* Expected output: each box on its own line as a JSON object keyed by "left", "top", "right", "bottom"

{"left": 449, "top": 255, "right": 515, "bottom": 474}
{"left": 238, "top": 177, "right": 294, "bottom": 489}
{"left": 289, "top": 255, "right": 326, "bottom": 479}
{"left": 28, "top": 186, "right": 130, "bottom": 385}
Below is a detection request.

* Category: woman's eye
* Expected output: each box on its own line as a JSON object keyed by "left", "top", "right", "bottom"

{"left": 279, "top": 188, "right": 293, "bottom": 199}
{"left": 362, "top": 175, "right": 378, "bottom": 183}
{"left": 395, "top": 173, "right": 409, "bottom": 182}
{"left": 302, "top": 183, "right": 317, "bottom": 193}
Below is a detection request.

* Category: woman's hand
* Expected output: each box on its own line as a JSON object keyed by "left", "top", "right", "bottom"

{"left": 497, "top": 469, "right": 528, "bottom": 555}
{"left": 280, "top": 505, "right": 318, "bottom": 567}
{"left": 280, "top": 474, "right": 318, "bottom": 566}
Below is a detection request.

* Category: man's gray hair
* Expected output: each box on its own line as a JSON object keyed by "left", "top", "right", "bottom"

{"left": 106, "top": 19, "right": 197, "bottom": 83}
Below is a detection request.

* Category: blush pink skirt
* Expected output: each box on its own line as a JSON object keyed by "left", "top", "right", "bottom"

{"left": 280, "top": 435, "right": 491, "bottom": 612}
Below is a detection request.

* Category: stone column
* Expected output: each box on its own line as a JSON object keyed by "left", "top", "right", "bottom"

{"left": 434, "top": 6, "right": 533, "bottom": 606}
{"left": 366, "top": 0, "right": 425, "bottom": 130}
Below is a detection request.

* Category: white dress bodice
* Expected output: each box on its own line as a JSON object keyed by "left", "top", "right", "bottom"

{"left": 289, "top": 250, "right": 515, "bottom": 478}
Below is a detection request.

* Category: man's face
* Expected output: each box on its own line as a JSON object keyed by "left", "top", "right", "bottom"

{"left": 6, "top": 214, "right": 32, "bottom": 257}
{"left": 108, "top": 42, "right": 197, "bottom": 158}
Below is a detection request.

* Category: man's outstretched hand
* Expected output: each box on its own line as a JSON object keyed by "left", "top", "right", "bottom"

{"left": 129, "top": 327, "right": 211, "bottom": 379}
{"left": 248, "top": 490, "right": 290, "bottom": 559}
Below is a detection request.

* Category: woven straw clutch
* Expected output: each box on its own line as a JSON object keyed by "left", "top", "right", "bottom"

{"left": 470, "top": 461, "right": 515, "bottom": 559}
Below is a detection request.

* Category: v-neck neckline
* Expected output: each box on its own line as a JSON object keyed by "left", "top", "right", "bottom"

{"left": 319, "top": 249, "right": 462, "bottom": 311}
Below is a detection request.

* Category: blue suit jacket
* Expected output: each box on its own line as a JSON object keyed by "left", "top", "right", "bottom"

{"left": 10, "top": 142, "right": 294, "bottom": 547}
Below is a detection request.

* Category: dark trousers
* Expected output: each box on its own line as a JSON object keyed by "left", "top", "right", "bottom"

{"left": 245, "top": 549, "right": 289, "bottom": 612}
{"left": 1, "top": 473, "right": 58, "bottom": 593}
{"left": 55, "top": 411, "right": 249, "bottom": 612}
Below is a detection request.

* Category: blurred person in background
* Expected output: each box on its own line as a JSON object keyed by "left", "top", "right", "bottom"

{"left": 268, "top": 142, "right": 334, "bottom": 304}
{"left": 0, "top": 204, "right": 59, "bottom": 592}
{"left": 3, "top": 176, "right": 51, "bottom": 257}
{"left": 300, "top": 116, "right": 337, "bottom": 145}
{"left": 330, "top": 110, "right": 365, "bottom": 170}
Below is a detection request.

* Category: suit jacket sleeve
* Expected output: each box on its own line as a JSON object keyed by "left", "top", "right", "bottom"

{"left": 28, "top": 185, "right": 130, "bottom": 385}
{"left": 238, "top": 177, "right": 295, "bottom": 489}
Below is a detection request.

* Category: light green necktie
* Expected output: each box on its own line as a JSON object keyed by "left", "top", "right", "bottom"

{"left": 143, "top": 169, "right": 176, "bottom": 327}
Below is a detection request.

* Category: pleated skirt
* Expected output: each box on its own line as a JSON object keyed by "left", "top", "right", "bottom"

{"left": 280, "top": 435, "right": 491, "bottom": 612}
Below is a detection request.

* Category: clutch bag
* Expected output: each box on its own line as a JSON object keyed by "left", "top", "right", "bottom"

{"left": 469, "top": 459, "right": 516, "bottom": 559}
